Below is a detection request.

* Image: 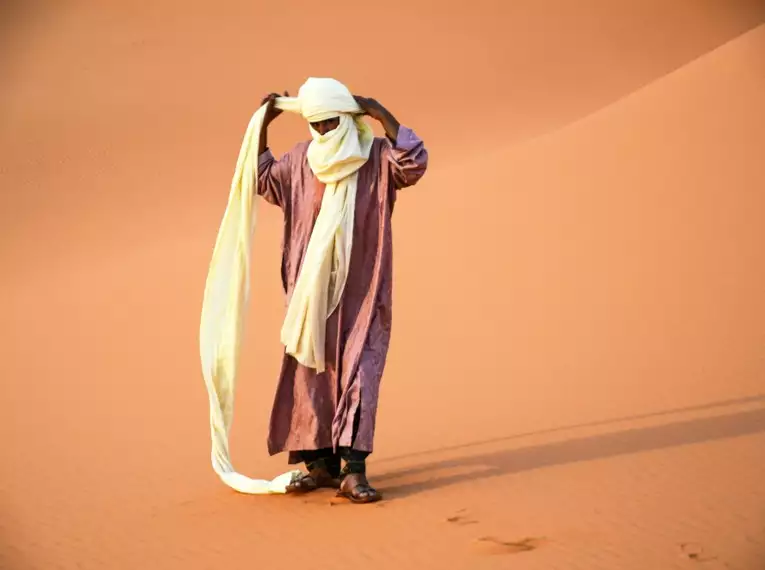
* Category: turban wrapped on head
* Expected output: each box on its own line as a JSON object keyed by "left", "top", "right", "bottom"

{"left": 277, "top": 77, "right": 364, "bottom": 123}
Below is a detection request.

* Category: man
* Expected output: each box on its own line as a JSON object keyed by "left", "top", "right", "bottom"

{"left": 255, "top": 81, "right": 428, "bottom": 503}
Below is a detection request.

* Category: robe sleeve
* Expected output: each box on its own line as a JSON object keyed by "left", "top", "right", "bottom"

{"left": 256, "top": 148, "right": 291, "bottom": 209}
{"left": 382, "top": 125, "right": 429, "bottom": 191}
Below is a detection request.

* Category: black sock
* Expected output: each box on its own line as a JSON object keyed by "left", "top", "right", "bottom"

{"left": 340, "top": 447, "right": 369, "bottom": 475}
{"left": 299, "top": 449, "right": 341, "bottom": 478}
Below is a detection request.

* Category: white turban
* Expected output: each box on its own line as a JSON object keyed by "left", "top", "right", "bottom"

{"left": 276, "top": 77, "right": 364, "bottom": 123}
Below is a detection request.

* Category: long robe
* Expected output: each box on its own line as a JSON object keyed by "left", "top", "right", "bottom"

{"left": 256, "top": 125, "right": 428, "bottom": 464}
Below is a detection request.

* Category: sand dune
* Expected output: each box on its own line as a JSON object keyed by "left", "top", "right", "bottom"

{"left": 2, "top": 2, "right": 765, "bottom": 569}
{"left": 3, "top": 0, "right": 765, "bottom": 270}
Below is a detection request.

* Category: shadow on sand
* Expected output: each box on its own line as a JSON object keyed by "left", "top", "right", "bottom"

{"left": 376, "top": 396, "right": 765, "bottom": 499}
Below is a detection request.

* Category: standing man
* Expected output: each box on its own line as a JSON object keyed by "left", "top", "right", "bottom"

{"left": 255, "top": 79, "right": 428, "bottom": 503}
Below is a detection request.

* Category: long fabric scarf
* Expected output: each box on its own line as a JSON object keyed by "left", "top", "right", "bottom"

{"left": 198, "top": 78, "right": 373, "bottom": 494}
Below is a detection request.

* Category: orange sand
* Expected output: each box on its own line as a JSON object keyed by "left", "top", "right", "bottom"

{"left": 2, "top": 1, "right": 765, "bottom": 569}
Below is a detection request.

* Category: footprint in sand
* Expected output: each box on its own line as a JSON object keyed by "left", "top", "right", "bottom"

{"left": 679, "top": 542, "right": 719, "bottom": 563}
{"left": 445, "top": 509, "right": 478, "bottom": 526}
{"left": 472, "top": 536, "right": 545, "bottom": 556}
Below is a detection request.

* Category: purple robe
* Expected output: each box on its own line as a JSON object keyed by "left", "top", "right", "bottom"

{"left": 256, "top": 125, "right": 428, "bottom": 463}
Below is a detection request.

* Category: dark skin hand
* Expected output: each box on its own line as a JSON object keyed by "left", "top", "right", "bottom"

{"left": 258, "top": 91, "right": 289, "bottom": 156}
{"left": 353, "top": 95, "right": 400, "bottom": 142}
{"left": 258, "top": 91, "right": 401, "bottom": 156}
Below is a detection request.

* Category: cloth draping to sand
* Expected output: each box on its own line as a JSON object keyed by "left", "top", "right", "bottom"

{"left": 198, "top": 78, "right": 372, "bottom": 494}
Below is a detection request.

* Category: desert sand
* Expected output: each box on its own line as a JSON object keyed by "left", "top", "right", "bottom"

{"left": 2, "top": 1, "right": 765, "bottom": 568}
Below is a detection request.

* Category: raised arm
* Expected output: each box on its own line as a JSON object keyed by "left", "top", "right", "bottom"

{"left": 255, "top": 92, "right": 292, "bottom": 209}
{"left": 354, "top": 96, "right": 428, "bottom": 190}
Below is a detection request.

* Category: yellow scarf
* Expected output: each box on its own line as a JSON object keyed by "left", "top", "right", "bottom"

{"left": 198, "top": 78, "right": 372, "bottom": 494}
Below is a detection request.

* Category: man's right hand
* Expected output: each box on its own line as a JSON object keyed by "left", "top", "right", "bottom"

{"left": 261, "top": 91, "right": 289, "bottom": 126}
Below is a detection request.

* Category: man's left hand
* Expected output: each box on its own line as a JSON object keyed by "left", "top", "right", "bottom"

{"left": 353, "top": 96, "right": 384, "bottom": 120}
{"left": 353, "top": 95, "right": 400, "bottom": 142}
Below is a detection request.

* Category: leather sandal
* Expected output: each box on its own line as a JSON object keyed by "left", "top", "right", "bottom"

{"left": 336, "top": 473, "right": 382, "bottom": 504}
{"left": 286, "top": 467, "right": 341, "bottom": 494}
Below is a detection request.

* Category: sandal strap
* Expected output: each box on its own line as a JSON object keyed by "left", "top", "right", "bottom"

{"left": 340, "top": 473, "right": 374, "bottom": 493}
